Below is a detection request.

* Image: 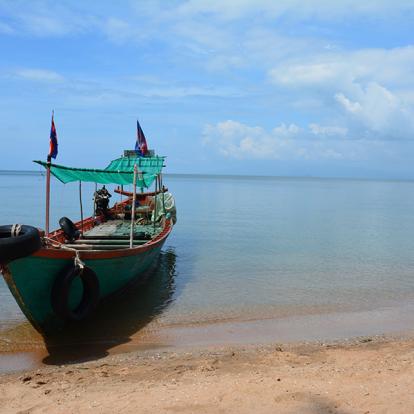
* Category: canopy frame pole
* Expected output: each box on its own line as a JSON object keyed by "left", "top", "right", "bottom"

{"left": 45, "top": 156, "right": 51, "bottom": 236}
{"left": 130, "top": 164, "right": 138, "bottom": 248}
{"left": 139, "top": 157, "right": 144, "bottom": 193}
{"left": 93, "top": 182, "right": 97, "bottom": 218}
{"left": 160, "top": 173, "right": 166, "bottom": 214}
{"left": 79, "top": 180, "right": 84, "bottom": 236}
{"left": 153, "top": 173, "right": 158, "bottom": 230}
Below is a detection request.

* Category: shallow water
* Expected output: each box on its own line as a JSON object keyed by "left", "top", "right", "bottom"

{"left": 2, "top": 172, "right": 414, "bottom": 370}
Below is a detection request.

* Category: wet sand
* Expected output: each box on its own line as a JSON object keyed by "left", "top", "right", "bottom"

{"left": 1, "top": 335, "right": 414, "bottom": 413}
{"left": 2, "top": 301, "right": 414, "bottom": 375}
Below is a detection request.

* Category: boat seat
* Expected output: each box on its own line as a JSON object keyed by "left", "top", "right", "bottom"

{"left": 63, "top": 244, "right": 142, "bottom": 250}
{"left": 82, "top": 235, "right": 133, "bottom": 240}
{"left": 73, "top": 239, "right": 148, "bottom": 245}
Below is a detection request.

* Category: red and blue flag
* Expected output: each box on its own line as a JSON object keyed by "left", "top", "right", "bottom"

{"left": 48, "top": 114, "right": 58, "bottom": 160}
{"left": 135, "top": 120, "right": 148, "bottom": 157}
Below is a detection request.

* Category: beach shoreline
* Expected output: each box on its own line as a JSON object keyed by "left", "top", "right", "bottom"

{"left": 3, "top": 302, "right": 414, "bottom": 375}
{"left": 1, "top": 334, "right": 414, "bottom": 413}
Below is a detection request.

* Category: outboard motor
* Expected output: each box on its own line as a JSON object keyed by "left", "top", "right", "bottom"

{"left": 94, "top": 185, "right": 112, "bottom": 218}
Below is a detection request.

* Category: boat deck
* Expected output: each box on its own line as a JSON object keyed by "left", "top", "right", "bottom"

{"left": 63, "top": 220, "right": 163, "bottom": 250}
{"left": 83, "top": 220, "right": 161, "bottom": 239}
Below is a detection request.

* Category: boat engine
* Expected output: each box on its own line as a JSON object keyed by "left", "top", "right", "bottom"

{"left": 94, "top": 186, "right": 112, "bottom": 218}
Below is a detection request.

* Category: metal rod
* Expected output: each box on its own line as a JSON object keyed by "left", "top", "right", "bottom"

{"left": 153, "top": 174, "right": 158, "bottom": 230}
{"left": 79, "top": 181, "right": 84, "bottom": 235}
{"left": 45, "top": 157, "right": 51, "bottom": 236}
{"left": 130, "top": 164, "right": 138, "bottom": 248}
{"left": 160, "top": 173, "right": 166, "bottom": 214}
{"left": 93, "top": 182, "right": 97, "bottom": 218}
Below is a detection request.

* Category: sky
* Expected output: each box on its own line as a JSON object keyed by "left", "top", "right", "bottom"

{"left": 1, "top": 0, "right": 414, "bottom": 178}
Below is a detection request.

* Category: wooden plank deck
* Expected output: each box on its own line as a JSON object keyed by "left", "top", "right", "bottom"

{"left": 83, "top": 220, "right": 161, "bottom": 240}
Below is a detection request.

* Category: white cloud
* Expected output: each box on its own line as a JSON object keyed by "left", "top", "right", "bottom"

{"left": 272, "top": 123, "right": 302, "bottom": 137}
{"left": 270, "top": 62, "right": 341, "bottom": 87}
{"left": 269, "top": 47, "right": 414, "bottom": 90}
{"left": 0, "top": 2, "right": 96, "bottom": 37}
{"left": 3, "top": 1, "right": 412, "bottom": 68}
{"left": 15, "top": 69, "right": 65, "bottom": 83}
{"left": 309, "top": 123, "right": 348, "bottom": 137}
{"left": 203, "top": 120, "right": 351, "bottom": 160}
{"left": 269, "top": 46, "right": 414, "bottom": 140}
{"left": 23, "top": 75, "right": 242, "bottom": 108}
{"left": 335, "top": 94, "right": 362, "bottom": 114}
{"left": 335, "top": 83, "right": 414, "bottom": 137}
{"left": 177, "top": 0, "right": 414, "bottom": 21}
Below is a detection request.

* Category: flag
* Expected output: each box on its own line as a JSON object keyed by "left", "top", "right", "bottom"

{"left": 135, "top": 120, "right": 148, "bottom": 156}
{"left": 48, "top": 113, "right": 58, "bottom": 160}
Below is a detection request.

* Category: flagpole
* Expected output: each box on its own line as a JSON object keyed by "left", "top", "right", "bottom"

{"left": 45, "top": 109, "right": 56, "bottom": 236}
{"left": 45, "top": 154, "right": 51, "bottom": 236}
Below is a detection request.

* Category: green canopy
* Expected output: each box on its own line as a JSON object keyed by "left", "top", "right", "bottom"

{"left": 34, "top": 155, "right": 165, "bottom": 187}
{"left": 105, "top": 155, "right": 165, "bottom": 187}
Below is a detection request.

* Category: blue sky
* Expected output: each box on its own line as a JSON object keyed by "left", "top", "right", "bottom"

{"left": 1, "top": 0, "right": 414, "bottom": 178}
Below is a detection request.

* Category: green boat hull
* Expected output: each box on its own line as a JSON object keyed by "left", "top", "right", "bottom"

{"left": 2, "top": 241, "right": 165, "bottom": 334}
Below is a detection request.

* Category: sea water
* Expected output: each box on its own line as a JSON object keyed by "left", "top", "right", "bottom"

{"left": 2, "top": 172, "right": 414, "bottom": 366}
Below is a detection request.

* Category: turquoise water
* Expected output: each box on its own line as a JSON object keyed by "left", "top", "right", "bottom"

{"left": 2, "top": 172, "right": 414, "bottom": 355}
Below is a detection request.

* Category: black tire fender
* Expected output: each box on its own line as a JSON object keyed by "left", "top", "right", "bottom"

{"left": 59, "top": 217, "right": 80, "bottom": 242}
{"left": 0, "top": 225, "right": 42, "bottom": 264}
{"left": 51, "top": 264, "right": 100, "bottom": 321}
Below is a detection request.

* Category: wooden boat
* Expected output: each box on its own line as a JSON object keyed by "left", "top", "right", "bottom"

{"left": 0, "top": 151, "right": 176, "bottom": 335}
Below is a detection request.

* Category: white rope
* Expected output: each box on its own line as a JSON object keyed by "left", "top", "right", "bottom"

{"left": 11, "top": 224, "right": 22, "bottom": 237}
{"left": 74, "top": 252, "right": 85, "bottom": 270}
{"left": 43, "top": 237, "right": 85, "bottom": 270}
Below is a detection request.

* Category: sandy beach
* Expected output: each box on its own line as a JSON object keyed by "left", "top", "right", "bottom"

{"left": 1, "top": 335, "right": 413, "bottom": 413}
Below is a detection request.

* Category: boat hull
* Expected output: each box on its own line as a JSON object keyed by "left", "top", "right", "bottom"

{"left": 1, "top": 223, "right": 171, "bottom": 335}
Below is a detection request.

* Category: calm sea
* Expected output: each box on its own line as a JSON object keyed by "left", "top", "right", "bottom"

{"left": 2, "top": 171, "right": 414, "bottom": 369}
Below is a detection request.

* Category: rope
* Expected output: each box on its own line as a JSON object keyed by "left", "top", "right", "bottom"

{"left": 11, "top": 224, "right": 22, "bottom": 237}
{"left": 43, "top": 237, "right": 85, "bottom": 270}
{"left": 74, "top": 252, "right": 85, "bottom": 270}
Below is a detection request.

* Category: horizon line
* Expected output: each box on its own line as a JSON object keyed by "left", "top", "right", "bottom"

{"left": 1, "top": 169, "right": 414, "bottom": 183}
